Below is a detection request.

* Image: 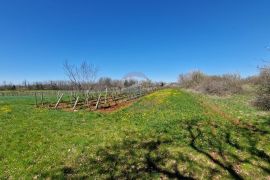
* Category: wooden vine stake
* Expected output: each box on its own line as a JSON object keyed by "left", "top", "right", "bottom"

{"left": 41, "top": 92, "right": 44, "bottom": 107}
{"left": 113, "top": 92, "right": 117, "bottom": 105}
{"left": 95, "top": 93, "right": 101, "bottom": 110}
{"left": 86, "top": 96, "right": 89, "bottom": 107}
{"left": 35, "top": 92, "right": 38, "bottom": 107}
{"left": 69, "top": 92, "right": 72, "bottom": 105}
{"left": 85, "top": 91, "right": 90, "bottom": 106}
{"left": 105, "top": 88, "right": 108, "bottom": 104}
{"left": 54, "top": 93, "right": 64, "bottom": 109}
{"left": 72, "top": 96, "right": 79, "bottom": 111}
{"left": 57, "top": 91, "right": 60, "bottom": 99}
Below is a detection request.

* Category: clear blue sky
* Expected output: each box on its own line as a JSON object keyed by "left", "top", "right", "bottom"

{"left": 0, "top": 0, "right": 270, "bottom": 83}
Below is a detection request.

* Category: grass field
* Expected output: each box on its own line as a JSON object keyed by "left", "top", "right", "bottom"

{"left": 0, "top": 89, "right": 269, "bottom": 179}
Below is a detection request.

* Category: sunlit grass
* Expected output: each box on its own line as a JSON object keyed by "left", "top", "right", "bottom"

{"left": 0, "top": 89, "right": 269, "bottom": 179}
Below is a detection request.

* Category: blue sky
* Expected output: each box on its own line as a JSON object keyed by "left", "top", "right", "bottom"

{"left": 0, "top": 0, "right": 270, "bottom": 83}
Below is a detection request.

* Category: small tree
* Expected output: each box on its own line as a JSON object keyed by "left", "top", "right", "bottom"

{"left": 124, "top": 79, "right": 137, "bottom": 87}
{"left": 98, "top": 77, "right": 113, "bottom": 89}
{"left": 63, "top": 60, "right": 98, "bottom": 91}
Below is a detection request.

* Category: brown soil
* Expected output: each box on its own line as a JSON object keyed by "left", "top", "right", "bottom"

{"left": 47, "top": 98, "right": 138, "bottom": 113}
{"left": 97, "top": 99, "right": 137, "bottom": 113}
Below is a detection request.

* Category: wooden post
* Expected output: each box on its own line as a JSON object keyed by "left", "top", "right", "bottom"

{"left": 90, "top": 92, "right": 93, "bottom": 100}
{"left": 35, "top": 92, "right": 38, "bottom": 107}
{"left": 111, "top": 90, "right": 116, "bottom": 105}
{"left": 85, "top": 91, "right": 90, "bottom": 107}
{"left": 105, "top": 88, "right": 108, "bottom": 104}
{"left": 95, "top": 93, "right": 101, "bottom": 110}
{"left": 57, "top": 91, "right": 60, "bottom": 99}
{"left": 73, "top": 96, "right": 79, "bottom": 111}
{"left": 41, "top": 92, "right": 44, "bottom": 106}
{"left": 54, "top": 93, "right": 64, "bottom": 109}
{"left": 69, "top": 92, "right": 73, "bottom": 105}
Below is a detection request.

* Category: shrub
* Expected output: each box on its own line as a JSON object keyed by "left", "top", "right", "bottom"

{"left": 178, "top": 71, "right": 206, "bottom": 88}
{"left": 254, "top": 66, "right": 270, "bottom": 110}
{"left": 178, "top": 71, "right": 243, "bottom": 96}
{"left": 199, "top": 74, "right": 243, "bottom": 96}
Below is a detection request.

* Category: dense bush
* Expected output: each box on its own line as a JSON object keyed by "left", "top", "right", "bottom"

{"left": 178, "top": 71, "right": 206, "bottom": 89}
{"left": 178, "top": 71, "right": 243, "bottom": 96}
{"left": 253, "top": 66, "right": 270, "bottom": 110}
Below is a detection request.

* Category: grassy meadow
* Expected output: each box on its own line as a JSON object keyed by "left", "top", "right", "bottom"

{"left": 0, "top": 89, "right": 269, "bottom": 179}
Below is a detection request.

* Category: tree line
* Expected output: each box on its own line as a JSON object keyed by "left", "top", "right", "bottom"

{"left": 0, "top": 78, "right": 156, "bottom": 91}
{"left": 0, "top": 60, "right": 159, "bottom": 91}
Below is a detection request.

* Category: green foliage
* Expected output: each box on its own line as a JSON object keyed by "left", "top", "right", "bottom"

{"left": 0, "top": 89, "right": 269, "bottom": 179}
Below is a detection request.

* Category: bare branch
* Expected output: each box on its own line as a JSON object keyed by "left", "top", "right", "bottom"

{"left": 63, "top": 60, "right": 98, "bottom": 91}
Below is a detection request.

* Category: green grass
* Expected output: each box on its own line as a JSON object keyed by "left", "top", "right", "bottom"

{"left": 0, "top": 89, "right": 269, "bottom": 179}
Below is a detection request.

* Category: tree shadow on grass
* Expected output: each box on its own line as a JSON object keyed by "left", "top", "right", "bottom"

{"left": 187, "top": 123, "right": 244, "bottom": 180}
{"left": 73, "top": 119, "right": 270, "bottom": 179}
{"left": 75, "top": 138, "right": 195, "bottom": 179}
{"left": 186, "top": 118, "right": 270, "bottom": 179}
{"left": 41, "top": 118, "right": 270, "bottom": 179}
{"left": 225, "top": 124, "right": 270, "bottom": 164}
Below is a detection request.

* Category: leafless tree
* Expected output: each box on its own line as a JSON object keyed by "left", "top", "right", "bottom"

{"left": 63, "top": 60, "right": 98, "bottom": 91}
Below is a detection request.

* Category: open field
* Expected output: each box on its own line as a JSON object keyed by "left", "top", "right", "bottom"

{"left": 0, "top": 89, "right": 269, "bottom": 179}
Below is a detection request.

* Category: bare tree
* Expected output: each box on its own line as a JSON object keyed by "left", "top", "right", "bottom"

{"left": 63, "top": 60, "right": 98, "bottom": 91}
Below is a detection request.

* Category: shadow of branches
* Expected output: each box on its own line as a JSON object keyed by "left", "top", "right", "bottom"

{"left": 186, "top": 118, "right": 270, "bottom": 179}
{"left": 75, "top": 138, "right": 195, "bottom": 179}
{"left": 42, "top": 117, "right": 270, "bottom": 179}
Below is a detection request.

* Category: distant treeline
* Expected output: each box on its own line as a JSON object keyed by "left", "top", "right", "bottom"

{"left": 178, "top": 71, "right": 263, "bottom": 95}
{"left": 0, "top": 78, "right": 162, "bottom": 91}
